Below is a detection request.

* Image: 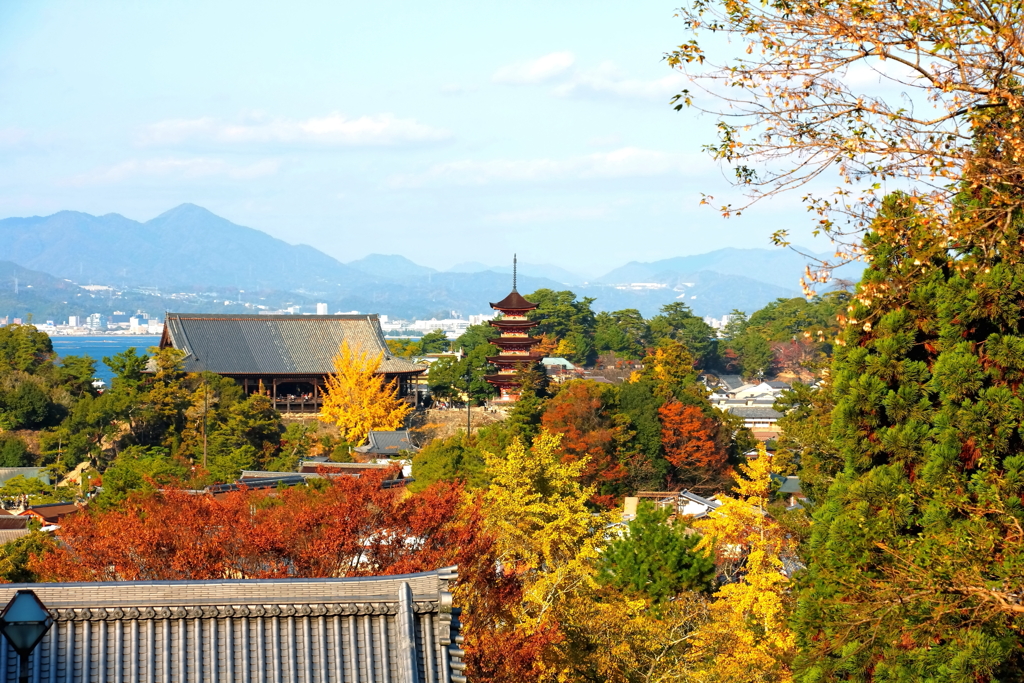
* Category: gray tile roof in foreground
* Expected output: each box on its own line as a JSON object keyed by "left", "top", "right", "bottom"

{"left": 162, "top": 313, "right": 425, "bottom": 376}
{"left": 0, "top": 567, "right": 464, "bottom": 683}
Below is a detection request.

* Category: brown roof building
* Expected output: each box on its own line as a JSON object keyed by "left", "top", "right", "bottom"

{"left": 20, "top": 502, "right": 81, "bottom": 525}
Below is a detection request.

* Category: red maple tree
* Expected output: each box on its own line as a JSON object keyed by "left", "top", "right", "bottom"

{"left": 29, "top": 471, "right": 552, "bottom": 682}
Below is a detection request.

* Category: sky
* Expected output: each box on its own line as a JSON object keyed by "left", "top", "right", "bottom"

{"left": 0, "top": 0, "right": 827, "bottom": 277}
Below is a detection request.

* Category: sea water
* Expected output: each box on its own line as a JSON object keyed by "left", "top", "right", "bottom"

{"left": 49, "top": 336, "right": 161, "bottom": 385}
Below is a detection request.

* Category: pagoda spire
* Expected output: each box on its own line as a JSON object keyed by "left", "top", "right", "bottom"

{"left": 513, "top": 254, "right": 517, "bottom": 292}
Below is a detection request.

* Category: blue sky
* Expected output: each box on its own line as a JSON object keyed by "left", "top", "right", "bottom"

{"left": 0, "top": 0, "right": 821, "bottom": 277}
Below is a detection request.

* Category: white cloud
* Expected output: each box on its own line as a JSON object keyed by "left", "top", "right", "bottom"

{"left": 492, "top": 51, "right": 575, "bottom": 85}
{"left": 554, "top": 62, "right": 686, "bottom": 101}
{"left": 139, "top": 113, "right": 451, "bottom": 146}
{"left": 390, "top": 147, "right": 708, "bottom": 188}
{"left": 70, "top": 157, "right": 280, "bottom": 185}
{"left": 492, "top": 54, "right": 684, "bottom": 101}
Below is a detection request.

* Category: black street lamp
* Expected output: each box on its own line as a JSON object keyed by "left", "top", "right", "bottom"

{"left": 0, "top": 590, "right": 53, "bottom": 683}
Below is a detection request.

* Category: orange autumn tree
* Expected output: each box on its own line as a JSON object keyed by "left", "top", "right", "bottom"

{"left": 540, "top": 380, "right": 629, "bottom": 507}
{"left": 319, "top": 340, "right": 411, "bottom": 445}
{"left": 658, "top": 400, "right": 729, "bottom": 493}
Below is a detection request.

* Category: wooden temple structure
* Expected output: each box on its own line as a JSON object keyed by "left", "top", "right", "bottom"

{"left": 484, "top": 258, "right": 542, "bottom": 403}
{"left": 160, "top": 313, "right": 424, "bottom": 413}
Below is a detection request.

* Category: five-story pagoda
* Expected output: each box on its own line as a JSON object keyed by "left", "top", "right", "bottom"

{"left": 485, "top": 258, "right": 541, "bottom": 402}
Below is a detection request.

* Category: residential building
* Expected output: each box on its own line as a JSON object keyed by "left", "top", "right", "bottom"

{"left": 85, "top": 313, "right": 107, "bottom": 331}
{"left": 627, "top": 490, "right": 724, "bottom": 520}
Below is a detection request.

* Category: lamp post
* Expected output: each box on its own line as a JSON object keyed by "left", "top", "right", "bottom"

{"left": 0, "top": 590, "right": 53, "bottom": 683}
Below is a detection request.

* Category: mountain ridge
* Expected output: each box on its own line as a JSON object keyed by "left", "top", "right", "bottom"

{"left": 0, "top": 205, "right": 858, "bottom": 319}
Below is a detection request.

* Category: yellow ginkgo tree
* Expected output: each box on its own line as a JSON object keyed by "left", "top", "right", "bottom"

{"left": 687, "top": 445, "right": 797, "bottom": 683}
{"left": 318, "top": 341, "right": 411, "bottom": 445}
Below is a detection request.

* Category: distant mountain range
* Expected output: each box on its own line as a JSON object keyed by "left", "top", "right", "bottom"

{"left": 0, "top": 205, "right": 863, "bottom": 321}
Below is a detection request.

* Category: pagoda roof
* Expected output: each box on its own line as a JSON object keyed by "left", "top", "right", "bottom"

{"left": 489, "top": 290, "right": 538, "bottom": 311}
{"left": 490, "top": 335, "right": 541, "bottom": 346}
{"left": 489, "top": 318, "right": 540, "bottom": 329}
{"left": 484, "top": 374, "right": 524, "bottom": 385}
{"left": 486, "top": 354, "right": 543, "bottom": 364}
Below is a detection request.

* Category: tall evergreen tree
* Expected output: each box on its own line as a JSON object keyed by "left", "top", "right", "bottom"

{"left": 794, "top": 181, "right": 1024, "bottom": 676}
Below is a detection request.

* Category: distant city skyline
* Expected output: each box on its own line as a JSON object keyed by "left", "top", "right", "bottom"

{"left": 0, "top": 1, "right": 835, "bottom": 274}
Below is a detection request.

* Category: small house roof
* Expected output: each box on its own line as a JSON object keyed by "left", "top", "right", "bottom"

{"left": 541, "top": 357, "right": 576, "bottom": 370}
{"left": 715, "top": 374, "right": 746, "bottom": 392}
{"left": 778, "top": 476, "right": 803, "bottom": 494}
{"left": 0, "top": 516, "right": 29, "bottom": 530}
{"left": 353, "top": 431, "right": 417, "bottom": 455}
{"left": 724, "top": 405, "right": 783, "bottom": 419}
{"left": 489, "top": 290, "right": 538, "bottom": 311}
{"left": 297, "top": 461, "right": 404, "bottom": 477}
{"left": 161, "top": 313, "right": 425, "bottom": 376}
{"left": 679, "top": 490, "right": 722, "bottom": 510}
{"left": 0, "top": 529, "right": 30, "bottom": 544}
{"left": 20, "top": 502, "right": 80, "bottom": 523}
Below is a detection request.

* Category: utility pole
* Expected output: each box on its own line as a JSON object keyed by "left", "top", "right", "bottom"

{"left": 463, "top": 374, "right": 472, "bottom": 436}
{"left": 202, "top": 380, "right": 209, "bottom": 469}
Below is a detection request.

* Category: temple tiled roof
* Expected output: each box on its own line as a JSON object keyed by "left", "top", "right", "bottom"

{"left": 489, "top": 290, "right": 538, "bottom": 311}
{"left": 0, "top": 567, "right": 465, "bottom": 683}
{"left": 161, "top": 314, "right": 424, "bottom": 376}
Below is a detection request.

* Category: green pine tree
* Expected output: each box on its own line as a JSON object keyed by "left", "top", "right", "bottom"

{"left": 599, "top": 502, "right": 715, "bottom": 603}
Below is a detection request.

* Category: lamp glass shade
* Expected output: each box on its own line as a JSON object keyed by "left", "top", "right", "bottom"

{"left": 0, "top": 591, "right": 53, "bottom": 653}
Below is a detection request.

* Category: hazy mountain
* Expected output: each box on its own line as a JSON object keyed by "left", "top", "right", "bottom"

{"left": 0, "top": 205, "right": 862, "bottom": 320}
{"left": 596, "top": 247, "right": 864, "bottom": 291}
{"left": 0, "top": 204, "right": 366, "bottom": 291}
{"left": 347, "top": 254, "right": 438, "bottom": 280}
{"left": 447, "top": 261, "right": 493, "bottom": 273}
{"left": 448, "top": 260, "right": 584, "bottom": 284}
